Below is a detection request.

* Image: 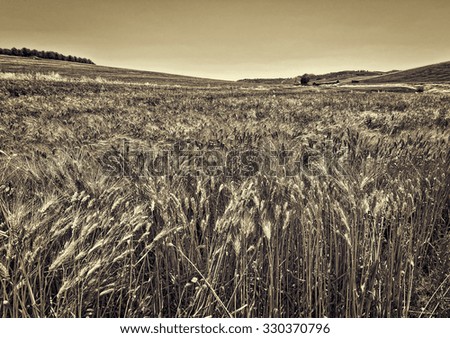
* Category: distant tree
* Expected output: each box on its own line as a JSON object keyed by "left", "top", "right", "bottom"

{"left": 0, "top": 47, "right": 95, "bottom": 64}
{"left": 300, "top": 74, "right": 310, "bottom": 86}
{"left": 21, "top": 47, "right": 31, "bottom": 57}
{"left": 46, "top": 51, "right": 56, "bottom": 59}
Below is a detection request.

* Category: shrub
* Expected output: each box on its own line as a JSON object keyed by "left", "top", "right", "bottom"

{"left": 300, "top": 74, "right": 310, "bottom": 86}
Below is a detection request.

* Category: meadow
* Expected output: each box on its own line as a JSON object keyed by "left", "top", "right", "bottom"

{"left": 0, "top": 70, "right": 449, "bottom": 318}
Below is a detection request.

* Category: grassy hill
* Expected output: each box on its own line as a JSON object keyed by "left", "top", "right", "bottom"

{"left": 0, "top": 55, "right": 230, "bottom": 86}
{"left": 362, "top": 61, "right": 450, "bottom": 84}
{"left": 310, "top": 70, "right": 388, "bottom": 83}
{"left": 239, "top": 62, "right": 450, "bottom": 86}
{"left": 238, "top": 70, "right": 390, "bottom": 85}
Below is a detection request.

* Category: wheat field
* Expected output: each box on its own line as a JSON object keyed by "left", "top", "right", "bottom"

{"left": 0, "top": 72, "right": 449, "bottom": 318}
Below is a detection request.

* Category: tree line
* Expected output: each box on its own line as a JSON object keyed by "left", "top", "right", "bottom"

{"left": 0, "top": 47, "right": 95, "bottom": 64}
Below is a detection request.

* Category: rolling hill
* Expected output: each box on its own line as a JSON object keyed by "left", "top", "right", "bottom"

{"left": 2, "top": 54, "right": 449, "bottom": 87}
{"left": 0, "top": 55, "right": 230, "bottom": 86}
{"left": 361, "top": 61, "right": 450, "bottom": 84}
{"left": 238, "top": 70, "right": 389, "bottom": 85}
{"left": 238, "top": 61, "right": 450, "bottom": 86}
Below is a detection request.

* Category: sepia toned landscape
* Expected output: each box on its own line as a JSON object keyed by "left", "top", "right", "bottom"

{"left": 0, "top": 53, "right": 448, "bottom": 318}
{"left": 1, "top": 0, "right": 450, "bottom": 322}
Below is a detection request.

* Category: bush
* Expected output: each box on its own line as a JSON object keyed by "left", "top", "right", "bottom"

{"left": 300, "top": 74, "right": 310, "bottom": 86}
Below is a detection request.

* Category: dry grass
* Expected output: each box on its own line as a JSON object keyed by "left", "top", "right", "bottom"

{"left": 0, "top": 72, "right": 449, "bottom": 318}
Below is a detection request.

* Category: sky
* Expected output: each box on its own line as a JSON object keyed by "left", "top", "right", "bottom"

{"left": 1, "top": 0, "right": 449, "bottom": 80}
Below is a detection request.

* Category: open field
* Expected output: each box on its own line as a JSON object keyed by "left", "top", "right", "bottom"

{"left": 0, "top": 58, "right": 449, "bottom": 318}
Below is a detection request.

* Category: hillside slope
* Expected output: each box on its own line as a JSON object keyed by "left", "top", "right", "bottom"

{"left": 362, "top": 61, "right": 450, "bottom": 84}
{"left": 0, "top": 55, "right": 229, "bottom": 86}
{"left": 238, "top": 70, "right": 388, "bottom": 85}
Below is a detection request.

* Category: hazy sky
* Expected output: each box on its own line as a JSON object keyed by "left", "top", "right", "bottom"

{"left": 1, "top": 0, "right": 449, "bottom": 80}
